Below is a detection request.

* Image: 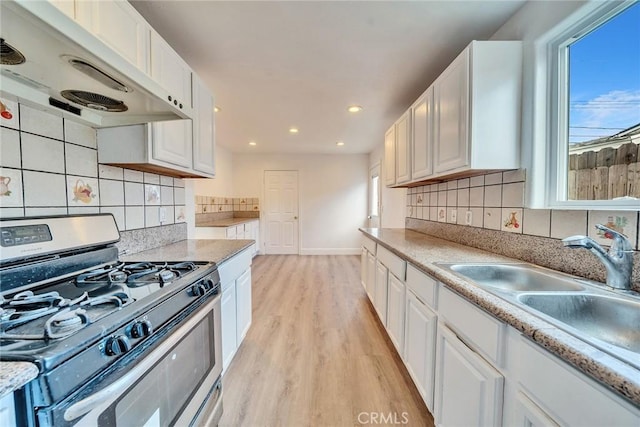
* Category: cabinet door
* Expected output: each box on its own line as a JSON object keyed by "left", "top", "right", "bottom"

{"left": 76, "top": 0, "right": 149, "bottom": 72}
{"left": 236, "top": 268, "right": 252, "bottom": 342}
{"left": 151, "top": 120, "right": 192, "bottom": 168}
{"left": 361, "top": 248, "right": 368, "bottom": 290}
{"left": 434, "top": 325, "right": 504, "bottom": 427}
{"left": 221, "top": 282, "right": 237, "bottom": 371}
{"left": 434, "top": 47, "right": 469, "bottom": 174}
{"left": 384, "top": 125, "right": 396, "bottom": 186}
{"left": 395, "top": 111, "right": 412, "bottom": 184}
{"left": 252, "top": 221, "right": 260, "bottom": 256}
{"left": 386, "top": 273, "right": 405, "bottom": 355}
{"left": 150, "top": 30, "right": 192, "bottom": 107}
{"left": 404, "top": 289, "right": 437, "bottom": 412}
{"left": 411, "top": 87, "right": 434, "bottom": 180}
{"left": 192, "top": 75, "right": 215, "bottom": 175}
{"left": 374, "top": 260, "right": 389, "bottom": 326}
{"left": 48, "top": 0, "right": 75, "bottom": 18}
{"left": 513, "top": 392, "right": 559, "bottom": 427}
{"left": 366, "top": 252, "right": 376, "bottom": 301}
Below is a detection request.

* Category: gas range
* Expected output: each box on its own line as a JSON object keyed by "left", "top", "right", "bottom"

{"left": 0, "top": 215, "right": 223, "bottom": 426}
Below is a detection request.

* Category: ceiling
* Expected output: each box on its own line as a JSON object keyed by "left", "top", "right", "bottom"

{"left": 131, "top": 0, "right": 526, "bottom": 155}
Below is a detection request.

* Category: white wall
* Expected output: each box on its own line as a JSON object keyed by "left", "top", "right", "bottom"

{"left": 232, "top": 153, "right": 369, "bottom": 254}
{"left": 369, "top": 144, "right": 406, "bottom": 228}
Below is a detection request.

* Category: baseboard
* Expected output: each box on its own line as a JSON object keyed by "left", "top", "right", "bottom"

{"left": 299, "top": 248, "right": 361, "bottom": 255}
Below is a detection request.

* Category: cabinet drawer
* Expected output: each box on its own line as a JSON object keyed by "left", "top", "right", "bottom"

{"left": 362, "top": 235, "right": 377, "bottom": 255}
{"left": 377, "top": 246, "right": 406, "bottom": 281}
{"left": 438, "top": 286, "right": 505, "bottom": 366}
{"left": 406, "top": 264, "right": 437, "bottom": 310}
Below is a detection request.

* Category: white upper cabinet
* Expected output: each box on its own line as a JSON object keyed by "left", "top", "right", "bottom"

{"left": 395, "top": 110, "right": 412, "bottom": 185}
{"left": 151, "top": 120, "right": 193, "bottom": 168}
{"left": 433, "top": 41, "right": 522, "bottom": 176}
{"left": 150, "top": 30, "right": 192, "bottom": 112}
{"left": 48, "top": 0, "right": 74, "bottom": 18}
{"left": 384, "top": 125, "right": 396, "bottom": 187}
{"left": 192, "top": 74, "right": 216, "bottom": 175}
{"left": 76, "top": 0, "right": 150, "bottom": 73}
{"left": 411, "top": 86, "right": 434, "bottom": 180}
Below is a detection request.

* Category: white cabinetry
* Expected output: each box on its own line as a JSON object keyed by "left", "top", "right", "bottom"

{"left": 411, "top": 87, "right": 434, "bottom": 181}
{"left": 218, "top": 246, "right": 253, "bottom": 372}
{"left": 76, "top": 0, "right": 149, "bottom": 73}
{"left": 386, "top": 273, "right": 405, "bottom": 354}
{"left": 192, "top": 74, "right": 216, "bottom": 176}
{"left": 374, "top": 260, "right": 388, "bottom": 325}
{"left": 48, "top": 0, "right": 74, "bottom": 18}
{"left": 150, "top": 120, "right": 193, "bottom": 169}
{"left": 366, "top": 251, "right": 376, "bottom": 300}
{"left": 395, "top": 111, "right": 412, "bottom": 185}
{"left": 384, "top": 125, "right": 396, "bottom": 187}
{"left": 360, "top": 248, "right": 368, "bottom": 291}
{"left": 194, "top": 220, "right": 260, "bottom": 257}
{"left": 150, "top": 30, "right": 192, "bottom": 111}
{"left": 433, "top": 41, "right": 522, "bottom": 176}
{"left": 434, "top": 325, "right": 504, "bottom": 427}
{"left": 0, "top": 392, "right": 15, "bottom": 427}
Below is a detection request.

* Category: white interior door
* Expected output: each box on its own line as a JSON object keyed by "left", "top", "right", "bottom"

{"left": 264, "top": 171, "right": 299, "bottom": 254}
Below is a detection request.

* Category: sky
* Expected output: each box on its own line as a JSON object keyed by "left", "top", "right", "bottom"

{"left": 568, "top": 2, "right": 640, "bottom": 144}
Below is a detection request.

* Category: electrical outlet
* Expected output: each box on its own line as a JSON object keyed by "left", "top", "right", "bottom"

{"left": 451, "top": 209, "right": 457, "bottom": 223}
{"left": 465, "top": 210, "right": 473, "bottom": 225}
{"left": 159, "top": 207, "right": 167, "bottom": 223}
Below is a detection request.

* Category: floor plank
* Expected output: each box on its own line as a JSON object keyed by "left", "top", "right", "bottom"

{"left": 219, "top": 255, "right": 434, "bottom": 427}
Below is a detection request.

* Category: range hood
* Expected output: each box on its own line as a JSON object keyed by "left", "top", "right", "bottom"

{"left": 0, "top": 1, "right": 190, "bottom": 128}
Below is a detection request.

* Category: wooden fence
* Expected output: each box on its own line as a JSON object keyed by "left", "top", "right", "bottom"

{"left": 568, "top": 142, "right": 640, "bottom": 200}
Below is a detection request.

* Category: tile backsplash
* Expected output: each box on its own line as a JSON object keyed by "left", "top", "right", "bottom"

{"left": 195, "top": 195, "right": 260, "bottom": 214}
{"left": 406, "top": 169, "right": 640, "bottom": 250}
{"left": 0, "top": 102, "right": 186, "bottom": 232}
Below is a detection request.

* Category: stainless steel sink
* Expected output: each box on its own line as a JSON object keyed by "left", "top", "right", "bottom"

{"left": 518, "top": 293, "right": 640, "bottom": 353}
{"left": 446, "top": 263, "right": 585, "bottom": 292}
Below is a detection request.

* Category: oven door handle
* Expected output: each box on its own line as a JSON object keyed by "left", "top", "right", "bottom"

{"left": 64, "top": 295, "right": 219, "bottom": 422}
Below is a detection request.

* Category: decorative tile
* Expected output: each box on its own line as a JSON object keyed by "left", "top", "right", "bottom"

{"left": 503, "top": 169, "right": 526, "bottom": 183}
{"left": 25, "top": 207, "right": 67, "bottom": 216}
{"left": 67, "top": 176, "right": 99, "bottom": 206}
{"left": 145, "top": 207, "right": 160, "bottom": 227}
{"left": 0, "top": 97, "right": 19, "bottom": 129}
{"left": 485, "top": 172, "right": 503, "bottom": 185}
{"left": 550, "top": 210, "right": 588, "bottom": 239}
{"left": 501, "top": 208, "right": 523, "bottom": 234}
{"left": 0, "top": 168, "right": 23, "bottom": 207}
{"left": 0, "top": 208, "right": 24, "bottom": 218}
{"left": 484, "top": 185, "right": 502, "bottom": 208}
{"left": 502, "top": 182, "right": 524, "bottom": 208}
{"left": 437, "top": 207, "right": 446, "bottom": 223}
{"left": 0, "top": 127, "right": 21, "bottom": 168}
{"left": 23, "top": 171, "right": 66, "bottom": 207}
{"left": 469, "top": 186, "right": 484, "bottom": 207}
{"left": 124, "top": 169, "right": 144, "bottom": 183}
{"left": 21, "top": 134, "right": 65, "bottom": 173}
{"left": 99, "top": 179, "right": 124, "bottom": 206}
{"left": 160, "top": 175, "right": 173, "bottom": 186}
{"left": 145, "top": 185, "right": 161, "bottom": 205}
{"left": 175, "top": 205, "right": 186, "bottom": 223}
{"left": 65, "top": 143, "right": 98, "bottom": 177}
{"left": 143, "top": 172, "right": 160, "bottom": 185}
{"left": 416, "top": 193, "right": 424, "bottom": 206}
{"left": 99, "top": 165, "right": 124, "bottom": 180}
{"left": 160, "top": 186, "right": 173, "bottom": 206}
{"left": 174, "top": 187, "right": 185, "bottom": 205}
{"left": 587, "top": 210, "right": 638, "bottom": 249}
{"left": 100, "top": 206, "right": 125, "bottom": 231}
{"left": 470, "top": 175, "right": 485, "bottom": 187}
{"left": 523, "top": 209, "right": 551, "bottom": 237}
{"left": 457, "top": 188, "right": 470, "bottom": 207}
{"left": 20, "top": 105, "right": 63, "bottom": 140}
{"left": 252, "top": 204, "right": 259, "bottom": 211}
{"left": 64, "top": 120, "right": 96, "bottom": 148}
{"left": 124, "top": 182, "right": 144, "bottom": 206}
{"left": 125, "top": 206, "right": 144, "bottom": 230}
{"left": 446, "top": 189, "right": 457, "bottom": 207}
{"left": 484, "top": 207, "right": 501, "bottom": 230}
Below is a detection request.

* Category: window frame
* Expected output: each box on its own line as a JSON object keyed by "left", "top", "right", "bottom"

{"left": 538, "top": 0, "right": 639, "bottom": 210}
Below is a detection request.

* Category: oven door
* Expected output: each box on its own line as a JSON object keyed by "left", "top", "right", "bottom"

{"left": 38, "top": 293, "right": 222, "bottom": 427}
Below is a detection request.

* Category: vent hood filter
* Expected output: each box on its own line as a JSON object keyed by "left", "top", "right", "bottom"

{"left": 0, "top": 38, "right": 26, "bottom": 65}
{"left": 66, "top": 57, "right": 132, "bottom": 93}
{"left": 61, "top": 90, "right": 128, "bottom": 112}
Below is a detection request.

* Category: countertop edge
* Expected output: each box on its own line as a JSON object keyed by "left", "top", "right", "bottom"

{"left": 359, "top": 227, "right": 640, "bottom": 408}
{"left": 0, "top": 362, "right": 39, "bottom": 398}
{"left": 195, "top": 218, "right": 259, "bottom": 228}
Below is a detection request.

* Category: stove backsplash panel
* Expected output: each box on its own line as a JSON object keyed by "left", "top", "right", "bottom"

{"left": 0, "top": 102, "right": 187, "bottom": 241}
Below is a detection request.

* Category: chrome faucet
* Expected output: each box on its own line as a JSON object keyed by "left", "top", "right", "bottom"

{"left": 562, "top": 224, "right": 634, "bottom": 290}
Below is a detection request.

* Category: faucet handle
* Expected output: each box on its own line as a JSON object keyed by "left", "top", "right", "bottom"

{"left": 595, "top": 224, "right": 633, "bottom": 251}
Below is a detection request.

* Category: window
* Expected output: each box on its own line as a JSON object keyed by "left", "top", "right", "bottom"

{"left": 547, "top": 1, "right": 640, "bottom": 208}
{"left": 369, "top": 164, "right": 380, "bottom": 226}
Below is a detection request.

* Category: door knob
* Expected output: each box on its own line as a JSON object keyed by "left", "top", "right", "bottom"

{"left": 294, "top": 216, "right": 298, "bottom": 220}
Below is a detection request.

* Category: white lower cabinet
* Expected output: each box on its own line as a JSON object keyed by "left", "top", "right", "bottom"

{"left": 513, "top": 392, "right": 559, "bottom": 427}
{"left": 386, "top": 273, "right": 405, "bottom": 355}
{"left": 360, "top": 248, "right": 368, "bottom": 290}
{"left": 236, "top": 268, "right": 252, "bottom": 342}
{"left": 220, "top": 280, "right": 237, "bottom": 369}
{"left": 374, "top": 260, "right": 389, "bottom": 325}
{"left": 403, "top": 288, "right": 437, "bottom": 411}
{"left": 366, "top": 251, "right": 376, "bottom": 300}
{"left": 434, "top": 325, "right": 504, "bottom": 427}
{"left": 194, "top": 220, "right": 260, "bottom": 257}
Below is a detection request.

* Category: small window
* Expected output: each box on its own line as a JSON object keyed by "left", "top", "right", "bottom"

{"left": 551, "top": 1, "right": 640, "bottom": 206}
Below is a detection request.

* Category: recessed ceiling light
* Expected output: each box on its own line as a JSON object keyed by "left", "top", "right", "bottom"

{"left": 289, "top": 127, "right": 299, "bottom": 134}
{"left": 214, "top": 106, "right": 221, "bottom": 113}
{"left": 249, "top": 141, "right": 257, "bottom": 146}
{"left": 347, "top": 105, "right": 363, "bottom": 113}
{"left": 336, "top": 141, "right": 345, "bottom": 146}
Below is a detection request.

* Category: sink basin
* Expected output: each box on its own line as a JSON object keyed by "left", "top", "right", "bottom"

{"left": 447, "top": 264, "right": 585, "bottom": 292}
{"left": 518, "top": 293, "right": 640, "bottom": 353}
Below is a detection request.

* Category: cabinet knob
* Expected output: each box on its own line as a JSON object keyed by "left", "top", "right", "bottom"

{"left": 179, "top": 103, "right": 183, "bottom": 109}
{"left": 168, "top": 95, "right": 172, "bottom": 102}
{"left": 173, "top": 99, "right": 178, "bottom": 106}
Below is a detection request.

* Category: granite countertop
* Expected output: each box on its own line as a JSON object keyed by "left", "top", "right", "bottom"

{"left": 121, "top": 239, "right": 254, "bottom": 265}
{"left": 360, "top": 227, "right": 640, "bottom": 407}
{"left": 0, "top": 362, "right": 39, "bottom": 398}
{"left": 195, "top": 218, "right": 259, "bottom": 228}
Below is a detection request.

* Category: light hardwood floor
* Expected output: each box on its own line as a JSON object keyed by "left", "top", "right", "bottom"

{"left": 219, "top": 255, "right": 434, "bottom": 427}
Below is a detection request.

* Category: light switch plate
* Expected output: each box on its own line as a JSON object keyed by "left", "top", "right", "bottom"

{"left": 159, "top": 207, "right": 167, "bottom": 223}
{"left": 465, "top": 210, "right": 473, "bottom": 225}
{"left": 451, "top": 209, "right": 457, "bottom": 223}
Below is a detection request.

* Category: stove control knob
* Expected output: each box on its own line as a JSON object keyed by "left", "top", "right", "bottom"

{"left": 202, "top": 278, "right": 215, "bottom": 290}
{"left": 105, "top": 335, "right": 131, "bottom": 356}
{"left": 191, "top": 283, "right": 207, "bottom": 297}
{"left": 129, "top": 320, "right": 153, "bottom": 339}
